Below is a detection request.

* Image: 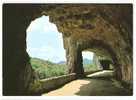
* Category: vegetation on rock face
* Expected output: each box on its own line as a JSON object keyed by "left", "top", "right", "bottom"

{"left": 30, "top": 58, "right": 67, "bottom": 79}
{"left": 83, "top": 64, "right": 99, "bottom": 72}
{"left": 30, "top": 57, "right": 99, "bottom": 79}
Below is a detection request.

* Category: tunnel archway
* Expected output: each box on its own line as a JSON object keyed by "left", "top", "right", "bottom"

{"left": 26, "top": 15, "right": 67, "bottom": 79}
{"left": 3, "top": 4, "right": 133, "bottom": 95}
{"left": 80, "top": 40, "right": 120, "bottom": 78}
{"left": 26, "top": 15, "right": 66, "bottom": 63}
{"left": 81, "top": 51, "right": 104, "bottom": 73}
{"left": 82, "top": 51, "right": 95, "bottom": 72}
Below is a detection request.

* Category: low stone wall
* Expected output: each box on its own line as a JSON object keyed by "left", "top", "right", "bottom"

{"left": 40, "top": 73, "right": 76, "bottom": 92}
{"left": 38, "top": 71, "right": 103, "bottom": 94}
{"left": 29, "top": 70, "right": 108, "bottom": 95}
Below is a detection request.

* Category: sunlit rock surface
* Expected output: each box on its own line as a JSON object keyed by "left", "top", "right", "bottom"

{"left": 43, "top": 4, "right": 132, "bottom": 87}
{"left": 3, "top": 4, "right": 132, "bottom": 95}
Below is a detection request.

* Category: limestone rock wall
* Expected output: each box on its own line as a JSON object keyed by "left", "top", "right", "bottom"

{"left": 3, "top": 4, "right": 133, "bottom": 95}
{"left": 93, "top": 54, "right": 102, "bottom": 69}
{"left": 3, "top": 4, "right": 42, "bottom": 95}
{"left": 43, "top": 4, "right": 133, "bottom": 88}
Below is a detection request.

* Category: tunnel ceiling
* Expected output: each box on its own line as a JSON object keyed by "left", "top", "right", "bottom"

{"left": 40, "top": 4, "right": 132, "bottom": 84}
{"left": 3, "top": 4, "right": 133, "bottom": 95}
{"left": 42, "top": 4, "right": 132, "bottom": 41}
{"left": 41, "top": 4, "right": 132, "bottom": 60}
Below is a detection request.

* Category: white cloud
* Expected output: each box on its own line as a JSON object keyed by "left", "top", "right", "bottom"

{"left": 27, "top": 46, "right": 66, "bottom": 63}
{"left": 82, "top": 51, "right": 94, "bottom": 60}
{"left": 43, "top": 21, "right": 58, "bottom": 33}
{"left": 26, "top": 15, "right": 58, "bottom": 34}
{"left": 27, "top": 17, "right": 44, "bottom": 33}
{"left": 26, "top": 15, "right": 66, "bottom": 63}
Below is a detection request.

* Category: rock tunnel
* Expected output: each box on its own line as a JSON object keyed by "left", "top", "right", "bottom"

{"left": 3, "top": 4, "right": 133, "bottom": 95}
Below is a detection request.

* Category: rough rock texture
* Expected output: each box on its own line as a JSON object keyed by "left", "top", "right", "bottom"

{"left": 42, "top": 4, "right": 133, "bottom": 88}
{"left": 93, "top": 54, "right": 102, "bottom": 69}
{"left": 3, "top": 4, "right": 42, "bottom": 95}
{"left": 3, "top": 4, "right": 133, "bottom": 95}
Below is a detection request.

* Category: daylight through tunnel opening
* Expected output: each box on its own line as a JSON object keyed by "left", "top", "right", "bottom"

{"left": 82, "top": 50, "right": 114, "bottom": 73}
{"left": 26, "top": 15, "right": 67, "bottom": 79}
{"left": 3, "top": 4, "right": 133, "bottom": 96}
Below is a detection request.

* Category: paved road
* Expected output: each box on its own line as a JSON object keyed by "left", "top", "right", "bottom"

{"left": 42, "top": 70, "right": 131, "bottom": 96}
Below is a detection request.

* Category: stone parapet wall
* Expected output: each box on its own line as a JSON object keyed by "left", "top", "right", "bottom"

{"left": 3, "top": 4, "right": 133, "bottom": 95}
{"left": 29, "top": 73, "right": 76, "bottom": 95}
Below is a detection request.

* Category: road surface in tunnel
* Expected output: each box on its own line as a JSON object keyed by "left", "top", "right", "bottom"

{"left": 42, "top": 70, "right": 131, "bottom": 96}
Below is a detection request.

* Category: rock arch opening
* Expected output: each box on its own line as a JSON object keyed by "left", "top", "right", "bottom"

{"left": 82, "top": 51, "right": 100, "bottom": 72}
{"left": 26, "top": 15, "right": 67, "bottom": 79}
{"left": 81, "top": 48, "right": 114, "bottom": 73}
{"left": 3, "top": 4, "right": 133, "bottom": 96}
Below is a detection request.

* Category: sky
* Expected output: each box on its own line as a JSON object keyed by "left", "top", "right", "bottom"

{"left": 82, "top": 51, "right": 94, "bottom": 60}
{"left": 26, "top": 15, "right": 93, "bottom": 63}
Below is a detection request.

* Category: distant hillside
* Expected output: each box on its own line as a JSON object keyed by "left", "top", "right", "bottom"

{"left": 56, "top": 58, "right": 93, "bottom": 65}
{"left": 30, "top": 57, "right": 98, "bottom": 79}
{"left": 83, "top": 58, "right": 93, "bottom": 65}
{"left": 57, "top": 61, "right": 66, "bottom": 64}
{"left": 30, "top": 57, "right": 67, "bottom": 79}
{"left": 30, "top": 57, "right": 55, "bottom": 70}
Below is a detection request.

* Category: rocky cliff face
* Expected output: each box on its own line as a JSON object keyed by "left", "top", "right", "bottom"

{"left": 43, "top": 4, "right": 133, "bottom": 86}
{"left": 3, "top": 4, "right": 133, "bottom": 95}
{"left": 3, "top": 4, "right": 42, "bottom": 95}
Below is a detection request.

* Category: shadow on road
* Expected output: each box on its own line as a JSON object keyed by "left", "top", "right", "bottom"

{"left": 43, "top": 70, "right": 132, "bottom": 96}
{"left": 75, "top": 70, "right": 132, "bottom": 96}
